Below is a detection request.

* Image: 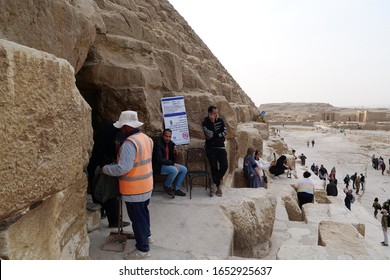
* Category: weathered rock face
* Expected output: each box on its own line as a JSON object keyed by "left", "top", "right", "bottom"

{"left": 0, "top": 0, "right": 266, "bottom": 259}
{"left": 222, "top": 189, "right": 277, "bottom": 259}
{"left": 318, "top": 221, "right": 369, "bottom": 259}
{"left": 0, "top": 0, "right": 99, "bottom": 73}
{"left": 0, "top": 40, "right": 92, "bottom": 259}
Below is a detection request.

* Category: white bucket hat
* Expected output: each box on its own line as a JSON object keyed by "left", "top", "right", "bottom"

{"left": 113, "top": 111, "right": 144, "bottom": 129}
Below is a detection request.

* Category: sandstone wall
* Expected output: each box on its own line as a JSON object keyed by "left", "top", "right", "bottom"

{"left": 0, "top": 40, "right": 92, "bottom": 259}
{"left": 0, "top": 0, "right": 266, "bottom": 259}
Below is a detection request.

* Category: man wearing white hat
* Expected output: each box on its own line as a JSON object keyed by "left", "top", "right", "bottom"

{"left": 103, "top": 110, "right": 154, "bottom": 259}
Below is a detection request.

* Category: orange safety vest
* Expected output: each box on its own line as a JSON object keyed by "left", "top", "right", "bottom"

{"left": 118, "top": 132, "right": 154, "bottom": 195}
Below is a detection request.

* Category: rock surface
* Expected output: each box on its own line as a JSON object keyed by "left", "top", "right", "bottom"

{"left": 0, "top": 0, "right": 263, "bottom": 259}
{"left": 0, "top": 40, "right": 92, "bottom": 259}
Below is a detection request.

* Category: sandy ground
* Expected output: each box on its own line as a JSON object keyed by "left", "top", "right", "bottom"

{"left": 276, "top": 125, "right": 390, "bottom": 216}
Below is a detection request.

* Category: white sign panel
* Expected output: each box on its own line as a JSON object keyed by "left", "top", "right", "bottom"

{"left": 161, "top": 96, "right": 190, "bottom": 145}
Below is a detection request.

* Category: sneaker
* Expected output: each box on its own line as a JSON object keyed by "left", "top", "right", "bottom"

{"left": 123, "top": 249, "right": 151, "bottom": 260}
{"left": 175, "top": 189, "right": 186, "bottom": 196}
{"left": 109, "top": 221, "right": 130, "bottom": 228}
{"left": 148, "top": 236, "right": 154, "bottom": 244}
{"left": 216, "top": 187, "right": 222, "bottom": 197}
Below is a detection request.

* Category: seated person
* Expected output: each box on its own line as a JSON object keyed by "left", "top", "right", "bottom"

{"left": 152, "top": 129, "right": 187, "bottom": 196}
{"left": 269, "top": 155, "right": 291, "bottom": 177}
{"left": 254, "top": 149, "right": 271, "bottom": 171}
{"left": 295, "top": 171, "right": 315, "bottom": 208}
{"left": 243, "top": 147, "right": 263, "bottom": 188}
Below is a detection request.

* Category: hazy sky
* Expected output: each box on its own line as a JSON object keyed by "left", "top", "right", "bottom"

{"left": 168, "top": 0, "right": 390, "bottom": 107}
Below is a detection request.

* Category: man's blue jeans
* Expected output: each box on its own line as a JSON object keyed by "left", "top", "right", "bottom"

{"left": 160, "top": 164, "right": 187, "bottom": 190}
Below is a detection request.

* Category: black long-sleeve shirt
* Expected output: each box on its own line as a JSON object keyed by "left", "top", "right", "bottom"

{"left": 202, "top": 117, "right": 227, "bottom": 148}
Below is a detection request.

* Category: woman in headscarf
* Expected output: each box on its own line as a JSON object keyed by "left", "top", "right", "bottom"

{"left": 269, "top": 155, "right": 291, "bottom": 178}
{"left": 243, "top": 147, "right": 263, "bottom": 188}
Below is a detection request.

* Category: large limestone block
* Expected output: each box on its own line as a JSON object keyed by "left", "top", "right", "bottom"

{"left": 0, "top": 40, "right": 92, "bottom": 259}
{"left": 231, "top": 104, "right": 254, "bottom": 123}
{"left": 150, "top": 198, "right": 234, "bottom": 259}
{"left": 222, "top": 188, "right": 277, "bottom": 258}
{"left": 236, "top": 122, "right": 265, "bottom": 157}
{"left": 0, "top": 0, "right": 99, "bottom": 72}
{"left": 1, "top": 184, "right": 89, "bottom": 260}
{"left": 0, "top": 39, "right": 92, "bottom": 220}
{"left": 303, "top": 204, "right": 362, "bottom": 228}
{"left": 318, "top": 221, "right": 369, "bottom": 259}
{"left": 267, "top": 137, "right": 289, "bottom": 156}
{"left": 281, "top": 194, "right": 302, "bottom": 221}
{"left": 233, "top": 168, "right": 248, "bottom": 188}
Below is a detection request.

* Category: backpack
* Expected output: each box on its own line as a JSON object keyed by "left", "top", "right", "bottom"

{"left": 350, "top": 195, "right": 355, "bottom": 204}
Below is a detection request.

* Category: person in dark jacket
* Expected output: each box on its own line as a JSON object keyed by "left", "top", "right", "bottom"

{"left": 202, "top": 105, "right": 228, "bottom": 197}
{"left": 87, "top": 123, "right": 130, "bottom": 228}
{"left": 344, "top": 188, "right": 354, "bottom": 211}
{"left": 326, "top": 179, "right": 338, "bottom": 196}
{"left": 269, "top": 155, "right": 291, "bottom": 177}
{"left": 152, "top": 129, "right": 187, "bottom": 196}
{"left": 299, "top": 153, "right": 307, "bottom": 166}
{"left": 360, "top": 174, "right": 365, "bottom": 191}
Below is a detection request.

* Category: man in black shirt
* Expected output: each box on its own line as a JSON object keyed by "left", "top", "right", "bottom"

{"left": 202, "top": 105, "right": 228, "bottom": 197}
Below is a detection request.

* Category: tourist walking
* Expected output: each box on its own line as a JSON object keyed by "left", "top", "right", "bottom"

{"left": 326, "top": 179, "right": 338, "bottom": 197}
{"left": 381, "top": 162, "right": 386, "bottom": 175}
{"left": 311, "top": 139, "right": 315, "bottom": 147}
{"left": 355, "top": 175, "right": 361, "bottom": 194}
{"left": 373, "top": 198, "right": 381, "bottom": 218}
{"left": 299, "top": 153, "right": 307, "bottom": 166}
{"left": 350, "top": 172, "right": 357, "bottom": 189}
{"left": 318, "top": 165, "right": 328, "bottom": 181}
{"left": 360, "top": 174, "right": 365, "bottom": 191}
{"left": 380, "top": 209, "right": 389, "bottom": 246}
{"left": 343, "top": 174, "right": 350, "bottom": 188}
{"left": 344, "top": 188, "right": 354, "bottom": 211}
{"left": 328, "top": 167, "right": 336, "bottom": 182}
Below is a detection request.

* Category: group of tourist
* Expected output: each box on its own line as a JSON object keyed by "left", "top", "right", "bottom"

{"left": 87, "top": 105, "right": 229, "bottom": 259}
{"left": 372, "top": 154, "right": 389, "bottom": 175}
{"left": 242, "top": 128, "right": 390, "bottom": 248}
{"left": 343, "top": 172, "right": 366, "bottom": 194}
